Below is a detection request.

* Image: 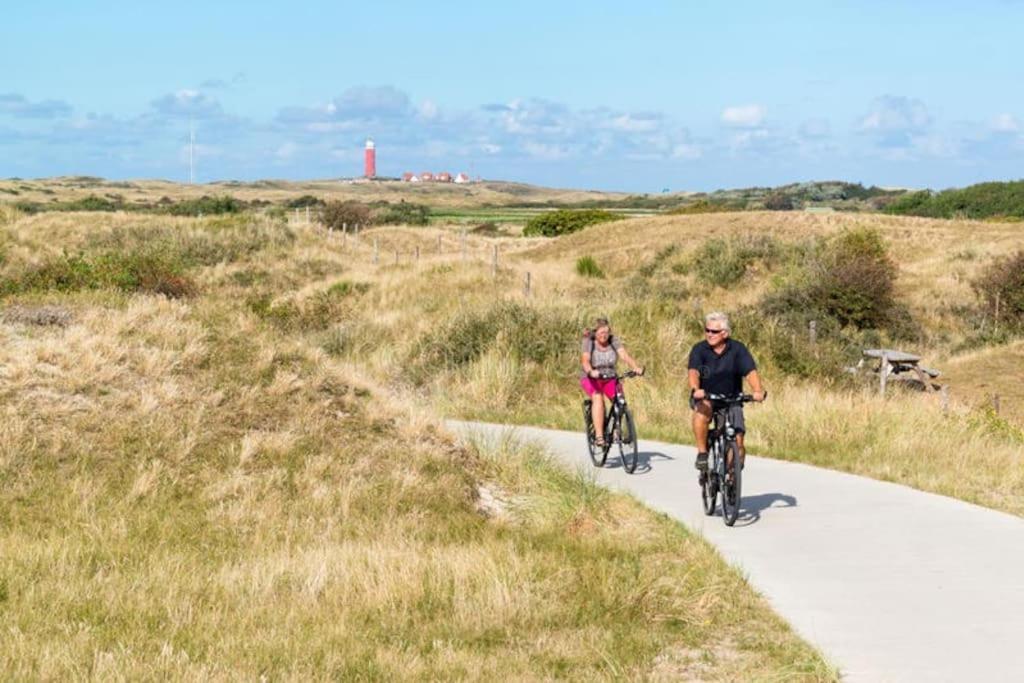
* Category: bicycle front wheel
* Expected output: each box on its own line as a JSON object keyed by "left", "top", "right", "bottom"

{"left": 619, "top": 407, "right": 639, "bottom": 474}
{"left": 722, "top": 441, "right": 742, "bottom": 526}
{"left": 584, "top": 401, "right": 607, "bottom": 467}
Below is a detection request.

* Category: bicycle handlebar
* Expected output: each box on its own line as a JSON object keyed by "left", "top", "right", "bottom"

{"left": 703, "top": 391, "right": 767, "bottom": 404}
{"left": 593, "top": 369, "right": 642, "bottom": 380}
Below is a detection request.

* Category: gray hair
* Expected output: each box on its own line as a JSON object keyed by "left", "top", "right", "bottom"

{"left": 705, "top": 311, "right": 731, "bottom": 332}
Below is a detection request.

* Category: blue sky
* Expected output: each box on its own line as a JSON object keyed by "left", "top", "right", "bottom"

{"left": 2, "top": 1, "right": 1023, "bottom": 191}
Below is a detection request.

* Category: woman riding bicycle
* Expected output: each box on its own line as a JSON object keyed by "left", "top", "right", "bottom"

{"left": 580, "top": 317, "right": 644, "bottom": 447}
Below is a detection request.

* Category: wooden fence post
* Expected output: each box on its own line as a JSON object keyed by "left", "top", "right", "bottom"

{"left": 491, "top": 244, "right": 498, "bottom": 277}
{"left": 305, "top": 206, "right": 310, "bottom": 223}
{"left": 373, "top": 238, "right": 379, "bottom": 265}
{"left": 415, "top": 246, "right": 420, "bottom": 262}
{"left": 809, "top": 320, "right": 817, "bottom": 347}
{"left": 460, "top": 230, "right": 467, "bottom": 261}
{"left": 941, "top": 385, "right": 950, "bottom": 416}
{"left": 523, "top": 271, "right": 531, "bottom": 298}
{"left": 879, "top": 352, "right": 889, "bottom": 396}
{"left": 992, "top": 393, "right": 1001, "bottom": 415}
{"left": 394, "top": 250, "right": 399, "bottom": 265}
{"left": 437, "top": 234, "right": 443, "bottom": 254}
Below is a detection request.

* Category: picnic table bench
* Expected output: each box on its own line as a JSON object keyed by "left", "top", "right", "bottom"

{"left": 861, "top": 348, "right": 941, "bottom": 394}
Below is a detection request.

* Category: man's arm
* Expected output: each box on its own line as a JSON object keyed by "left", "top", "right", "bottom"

{"left": 688, "top": 368, "right": 704, "bottom": 399}
{"left": 745, "top": 369, "right": 765, "bottom": 401}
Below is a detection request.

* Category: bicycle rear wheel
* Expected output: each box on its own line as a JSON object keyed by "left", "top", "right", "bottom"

{"left": 619, "top": 407, "right": 639, "bottom": 473}
{"left": 722, "top": 441, "right": 742, "bottom": 526}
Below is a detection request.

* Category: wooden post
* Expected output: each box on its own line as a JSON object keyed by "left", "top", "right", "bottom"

{"left": 373, "top": 238, "right": 379, "bottom": 265}
{"left": 343, "top": 222, "right": 347, "bottom": 234}
{"left": 523, "top": 271, "right": 531, "bottom": 298}
{"left": 879, "top": 352, "right": 889, "bottom": 396}
{"left": 394, "top": 250, "right": 399, "bottom": 265}
{"left": 491, "top": 244, "right": 498, "bottom": 277}
{"left": 437, "top": 234, "right": 443, "bottom": 254}
{"left": 460, "top": 230, "right": 467, "bottom": 261}
{"left": 415, "top": 246, "right": 420, "bottom": 261}
{"left": 305, "top": 206, "right": 310, "bottom": 223}
{"left": 294, "top": 208, "right": 299, "bottom": 222}
{"left": 993, "top": 393, "right": 1001, "bottom": 415}
{"left": 809, "top": 320, "right": 817, "bottom": 347}
{"left": 941, "top": 385, "right": 950, "bottom": 417}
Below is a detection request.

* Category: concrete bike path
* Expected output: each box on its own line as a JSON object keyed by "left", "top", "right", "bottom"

{"left": 447, "top": 420, "right": 1024, "bottom": 683}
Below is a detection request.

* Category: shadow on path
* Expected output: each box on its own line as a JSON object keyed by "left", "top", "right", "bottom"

{"left": 732, "top": 492, "right": 798, "bottom": 527}
{"left": 605, "top": 450, "right": 673, "bottom": 474}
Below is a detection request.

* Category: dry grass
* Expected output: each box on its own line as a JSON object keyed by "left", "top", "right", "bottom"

{"left": 297, "top": 211, "right": 1024, "bottom": 518}
{"left": 0, "top": 210, "right": 834, "bottom": 679}
{"left": 0, "top": 176, "right": 631, "bottom": 209}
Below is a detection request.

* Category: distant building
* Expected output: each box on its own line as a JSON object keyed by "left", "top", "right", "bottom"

{"left": 454, "top": 172, "right": 470, "bottom": 184}
{"left": 436, "top": 172, "right": 452, "bottom": 183}
{"left": 408, "top": 174, "right": 421, "bottom": 183}
{"left": 420, "top": 172, "right": 434, "bottom": 181}
{"left": 364, "top": 139, "right": 376, "bottom": 178}
{"left": 402, "top": 172, "right": 414, "bottom": 182}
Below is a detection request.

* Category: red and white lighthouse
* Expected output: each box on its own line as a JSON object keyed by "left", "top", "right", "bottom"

{"left": 364, "top": 138, "right": 376, "bottom": 178}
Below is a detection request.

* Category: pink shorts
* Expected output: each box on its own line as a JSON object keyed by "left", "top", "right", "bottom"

{"left": 580, "top": 376, "right": 618, "bottom": 399}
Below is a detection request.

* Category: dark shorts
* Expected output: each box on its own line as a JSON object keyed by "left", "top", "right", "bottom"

{"left": 690, "top": 397, "right": 746, "bottom": 433}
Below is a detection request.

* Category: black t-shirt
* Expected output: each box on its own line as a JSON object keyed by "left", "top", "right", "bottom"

{"left": 687, "top": 339, "right": 757, "bottom": 395}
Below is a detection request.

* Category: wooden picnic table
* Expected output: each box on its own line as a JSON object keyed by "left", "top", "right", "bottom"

{"left": 863, "top": 348, "right": 940, "bottom": 394}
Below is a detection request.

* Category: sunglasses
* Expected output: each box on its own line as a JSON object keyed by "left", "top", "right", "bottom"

{"left": 705, "top": 328, "right": 725, "bottom": 334}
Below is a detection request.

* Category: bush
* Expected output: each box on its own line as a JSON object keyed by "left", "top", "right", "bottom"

{"left": 575, "top": 256, "right": 604, "bottom": 278}
{"left": 764, "top": 192, "right": 795, "bottom": 211}
{"left": 407, "top": 302, "right": 580, "bottom": 382}
{"left": 666, "top": 199, "right": 733, "bottom": 215}
{"left": 691, "top": 235, "right": 781, "bottom": 286}
{"left": 522, "top": 209, "right": 619, "bottom": 237}
{"left": 285, "top": 195, "right": 325, "bottom": 209}
{"left": 166, "top": 195, "right": 242, "bottom": 216}
{"left": 376, "top": 202, "right": 430, "bottom": 226}
{"left": 322, "top": 200, "right": 372, "bottom": 231}
{"left": 763, "top": 228, "right": 901, "bottom": 330}
{"left": 2, "top": 250, "right": 196, "bottom": 298}
{"left": 885, "top": 180, "right": 1024, "bottom": 220}
{"left": 972, "top": 250, "right": 1024, "bottom": 329}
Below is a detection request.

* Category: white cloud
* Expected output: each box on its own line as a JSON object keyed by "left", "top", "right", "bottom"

{"left": 992, "top": 113, "right": 1020, "bottom": 133}
{"left": 671, "top": 142, "right": 702, "bottom": 160}
{"left": 522, "top": 141, "right": 570, "bottom": 160}
{"left": 721, "top": 104, "right": 766, "bottom": 128}
{"left": 858, "top": 96, "right": 930, "bottom": 134}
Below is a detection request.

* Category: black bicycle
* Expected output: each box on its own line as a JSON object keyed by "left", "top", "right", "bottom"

{"left": 699, "top": 393, "right": 761, "bottom": 526}
{"left": 583, "top": 370, "right": 640, "bottom": 473}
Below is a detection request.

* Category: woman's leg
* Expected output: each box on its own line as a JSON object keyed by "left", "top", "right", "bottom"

{"left": 592, "top": 394, "right": 606, "bottom": 443}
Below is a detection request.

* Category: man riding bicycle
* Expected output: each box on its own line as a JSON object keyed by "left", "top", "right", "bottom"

{"left": 689, "top": 312, "right": 765, "bottom": 471}
{"left": 580, "top": 317, "right": 644, "bottom": 448}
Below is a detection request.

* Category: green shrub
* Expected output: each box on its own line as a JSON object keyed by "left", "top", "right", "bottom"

{"left": 522, "top": 209, "right": 619, "bottom": 237}
{"left": 575, "top": 256, "right": 604, "bottom": 278}
{"left": 763, "top": 228, "right": 902, "bottom": 331}
{"left": 285, "top": 195, "right": 325, "bottom": 209}
{"left": 691, "top": 236, "right": 781, "bottom": 286}
{"left": 972, "top": 250, "right": 1024, "bottom": 329}
{"left": 247, "top": 281, "right": 369, "bottom": 332}
{"left": 166, "top": 195, "right": 242, "bottom": 216}
{"left": 376, "top": 202, "right": 430, "bottom": 226}
{"left": 763, "top": 192, "right": 795, "bottom": 211}
{"left": 408, "top": 302, "right": 580, "bottom": 382}
{"left": 322, "top": 200, "right": 372, "bottom": 231}
{"left": 666, "top": 199, "right": 732, "bottom": 215}
{"left": 885, "top": 180, "right": 1024, "bottom": 220}
{"left": 3, "top": 250, "right": 196, "bottom": 298}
